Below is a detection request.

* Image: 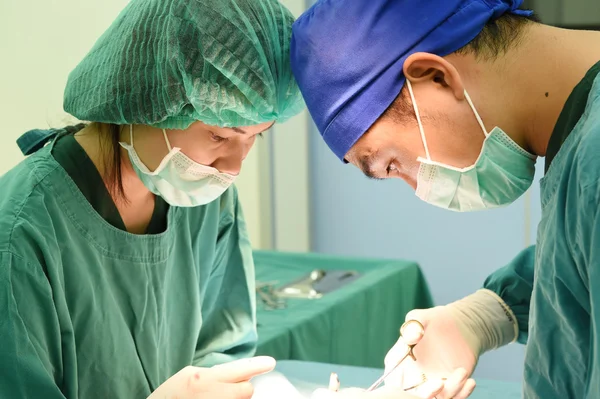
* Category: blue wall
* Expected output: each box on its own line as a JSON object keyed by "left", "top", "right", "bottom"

{"left": 308, "top": 120, "right": 545, "bottom": 382}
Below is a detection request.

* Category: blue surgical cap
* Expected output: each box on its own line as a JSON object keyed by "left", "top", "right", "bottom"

{"left": 290, "top": 0, "right": 532, "bottom": 160}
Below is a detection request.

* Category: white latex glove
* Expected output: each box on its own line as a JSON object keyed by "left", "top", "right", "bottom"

{"left": 311, "top": 384, "right": 443, "bottom": 399}
{"left": 147, "top": 356, "right": 276, "bottom": 399}
{"left": 384, "top": 289, "right": 519, "bottom": 399}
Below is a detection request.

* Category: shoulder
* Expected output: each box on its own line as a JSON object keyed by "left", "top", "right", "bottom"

{"left": 569, "top": 77, "right": 600, "bottom": 191}
{"left": 0, "top": 251, "right": 51, "bottom": 295}
{"left": 0, "top": 151, "right": 62, "bottom": 257}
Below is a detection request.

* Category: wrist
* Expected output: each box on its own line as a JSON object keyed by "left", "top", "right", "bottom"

{"left": 447, "top": 289, "right": 519, "bottom": 355}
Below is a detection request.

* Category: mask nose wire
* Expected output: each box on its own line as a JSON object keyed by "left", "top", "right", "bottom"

{"left": 406, "top": 79, "right": 431, "bottom": 161}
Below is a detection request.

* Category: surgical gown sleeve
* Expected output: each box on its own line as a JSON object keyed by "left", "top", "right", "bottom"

{"left": 580, "top": 183, "right": 600, "bottom": 396}
{"left": 0, "top": 252, "right": 67, "bottom": 398}
{"left": 483, "top": 245, "right": 535, "bottom": 344}
{"left": 192, "top": 186, "right": 258, "bottom": 367}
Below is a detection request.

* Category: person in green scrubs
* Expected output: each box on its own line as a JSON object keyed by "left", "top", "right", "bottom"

{"left": 0, "top": 0, "right": 304, "bottom": 398}
{"left": 291, "top": 0, "right": 600, "bottom": 398}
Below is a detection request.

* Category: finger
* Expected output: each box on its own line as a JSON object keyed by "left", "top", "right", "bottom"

{"left": 412, "top": 378, "right": 444, "bottom": 399}
{"left": 384, "top": 338, "right": 409, "bottom": 368}
{"left": 436, "top": 368, "right": 468, "bottom": 399}
{"left": 400, "top": 320, "right": 425, "bottom": 345}
{"left": 403, "top": 310, "right": 431, "bottom": 345}
{"left": 405, "top": 309, "right": 429, "bottom": 326}
{"left": 384, "top": 356, "right": 425, "bottom": 390}
{"left": 382, "top": 366, "right": 404, "bottom": 389}
{"left": 453, "top": 378, "right": 476, "bottom": 399}
{"left": 329, "top": 373, "right": 340, "bottom": 392}
{"left": 217, "top": 381, "right": 255, "bottom": 399}
{"left": 211, "top": 357, "right": 276, "bottom": 383}
{"left": 383, "top": 349, "right": 407, "bottom": 388}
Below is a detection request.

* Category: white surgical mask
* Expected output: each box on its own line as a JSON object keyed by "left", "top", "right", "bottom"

{"left": 120, "top": 125, "right": 236, "bottom": 207}
{"left": 406, "top": 80, "right": 536, "bottom": 212}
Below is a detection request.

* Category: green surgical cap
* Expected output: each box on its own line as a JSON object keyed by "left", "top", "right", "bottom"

{"left": 64, "top": 0, "right": 304, "bottom": 129}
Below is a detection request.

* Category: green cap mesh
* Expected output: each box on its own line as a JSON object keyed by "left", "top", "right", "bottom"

{"left": 64, "top": 0, "right": 304, "bottom": 129}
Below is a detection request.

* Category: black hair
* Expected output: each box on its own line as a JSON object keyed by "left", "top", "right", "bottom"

{"left": 381, "top": 12, "right": 539, "bottom": 123}
{"left": 95, "top": 123, "right": 127, "bottom": 203}
{"left": 455, "top": 12, "right": 540, "bottom": 60}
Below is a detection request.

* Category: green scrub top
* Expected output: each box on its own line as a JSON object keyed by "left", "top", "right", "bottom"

{"left": 484, "top": 61, "right": 600, "bottom": 398}
{"left": 0, "top": 131, "right": 257, "bottom": 398}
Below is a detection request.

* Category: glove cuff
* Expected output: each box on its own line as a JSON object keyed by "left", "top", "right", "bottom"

{"left": 448, "top": 289, "right": 519, "bottom": 356}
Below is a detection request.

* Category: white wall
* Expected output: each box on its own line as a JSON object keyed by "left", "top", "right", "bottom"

{"left": 0, "top": 0, "right": 310, "bottom": 250}
{"left": 0, "top": 1, "right": 132, "bottom": 173}
{"left": 267, "top": 0, "right": 311, "bottom": 252}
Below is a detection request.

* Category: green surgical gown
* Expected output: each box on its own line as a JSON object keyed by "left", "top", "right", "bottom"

{"left": 0, "top": 134, "right": 257, "bottom": 398}
{"left": 485, "top": 61, "right": 600, "bottom": 398}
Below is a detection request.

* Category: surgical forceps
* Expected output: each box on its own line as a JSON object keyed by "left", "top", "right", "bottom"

{"left": 367, "top": 320, "right": 426, "bottom": 392}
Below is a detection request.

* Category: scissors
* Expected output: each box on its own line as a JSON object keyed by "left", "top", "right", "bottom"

{"left": 366, "top": 320, "right": 425, "bottom": 392}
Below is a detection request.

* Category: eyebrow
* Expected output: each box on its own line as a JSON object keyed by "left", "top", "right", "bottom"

{"left": 231, "top": 122, "right": 276, "bottom": 135}
{"left": 358, "top": 151, "right": 384, "bottom": 180}
{"left": 231, "top": 127, "right": 248, "bottom": 134}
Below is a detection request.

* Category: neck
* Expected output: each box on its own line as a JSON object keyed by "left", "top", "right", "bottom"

{"left": 75, "top": 124, "right": 155, "bottom": 234}
{"left": 474, "top": 25, "right": 600, "bottom": 156}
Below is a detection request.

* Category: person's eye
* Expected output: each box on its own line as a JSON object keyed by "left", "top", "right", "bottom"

{"left": 210, "top": 132, "right": 228, "bottom": 143}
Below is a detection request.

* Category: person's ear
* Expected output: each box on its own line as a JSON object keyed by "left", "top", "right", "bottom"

{"left": 403, "top": 52, "right": 465, "bottom": 100}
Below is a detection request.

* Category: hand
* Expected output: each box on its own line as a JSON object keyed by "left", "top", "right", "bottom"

{"left": 147, "top": 356, "right": 276, "bottom": 399}
{"left": 311, "top": 385, "right": 442, "bottom": 399}
{"left": 383, "top": 309, "right": 478, "bottom": 399}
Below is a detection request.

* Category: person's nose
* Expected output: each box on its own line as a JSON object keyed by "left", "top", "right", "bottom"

{"left": 211, "top": 140, "right": 252, "bottom": 175}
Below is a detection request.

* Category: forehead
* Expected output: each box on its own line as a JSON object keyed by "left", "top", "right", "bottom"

{"left": 344, "top": 137, "right": 388, "bottom": 180}
{"left": 196, "top": 120, "right": 274, "bottom": 135}
{"left": 345, "top": 117, "right": 390, "bottom": 164}
{"left": 345, "top": 143, "right": 377, "bottom": 166}
{"left": 229, "top": 121, "right": 275, "bottom": 134}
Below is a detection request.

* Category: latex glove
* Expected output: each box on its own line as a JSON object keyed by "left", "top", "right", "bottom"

{"left": 311, "top": 384, "right": 443, "bottom": 399}
{"left": 384, "top": 289, "right": 519, "bottom": 399}
{"left": 147, "top": 356, "right": 275, "bottom": 399}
